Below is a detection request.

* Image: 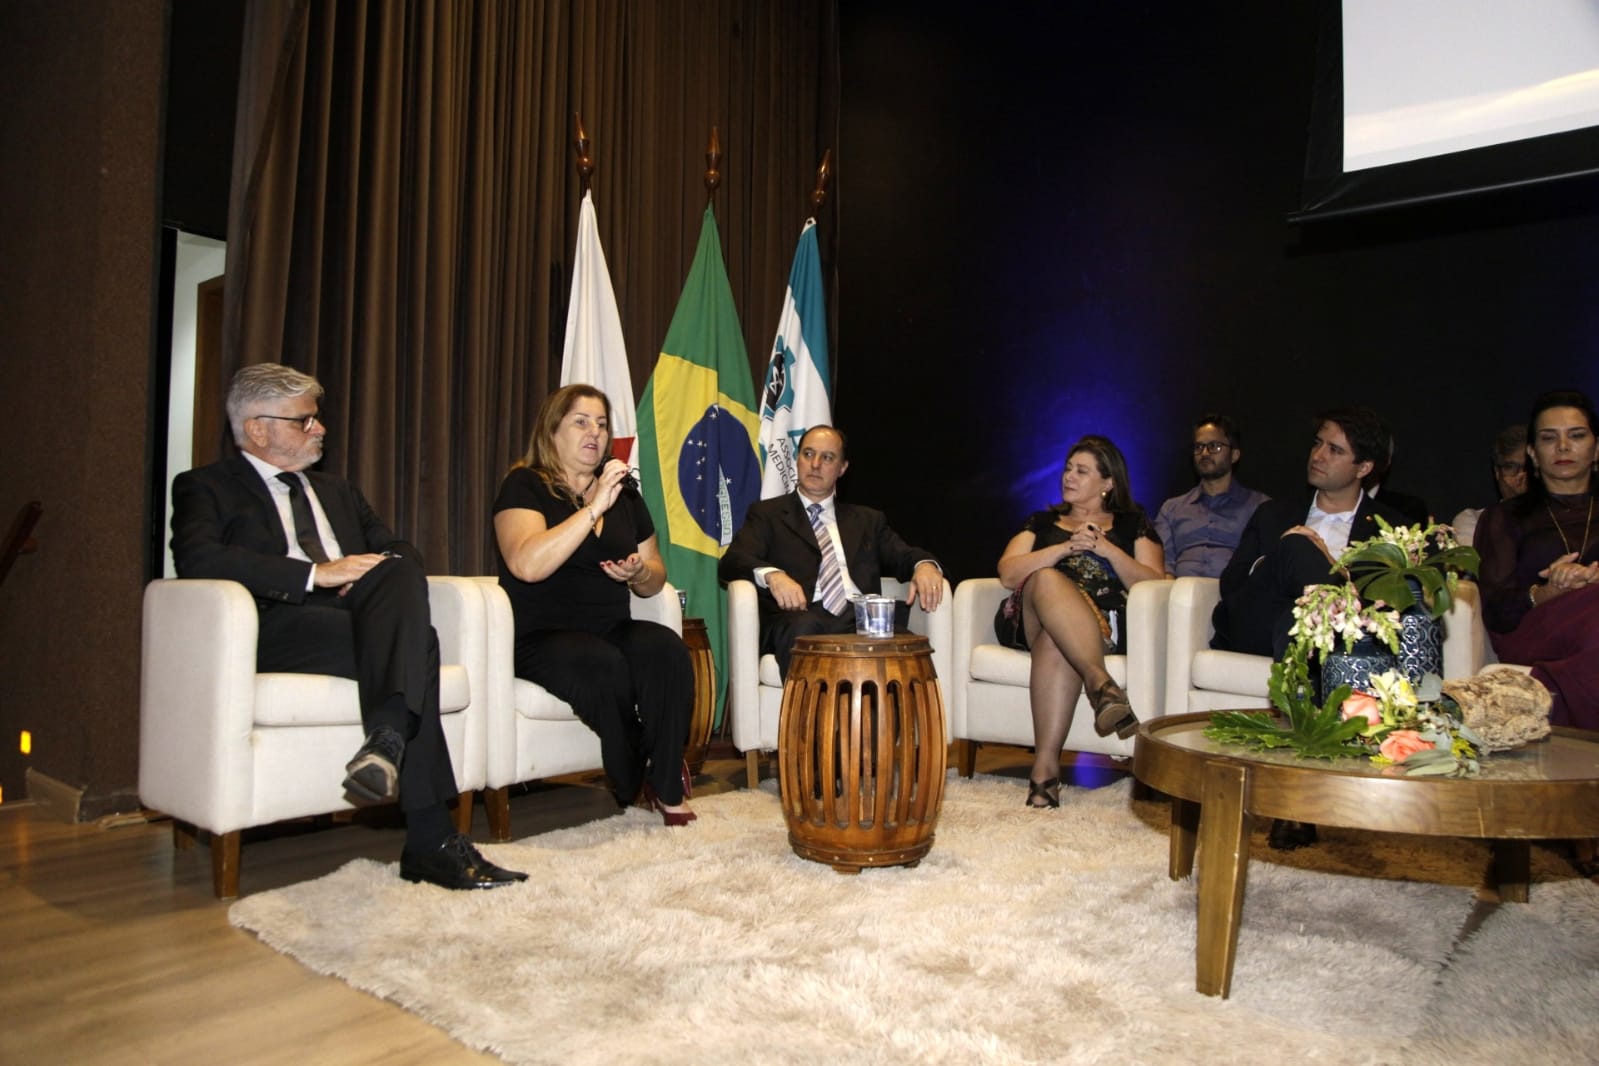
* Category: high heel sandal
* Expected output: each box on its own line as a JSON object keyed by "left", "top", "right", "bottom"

{"left": 1088, "top": 678, "right": 1139, "bottom": 739}
{"left": 640, "top": 781, "right": 697, "bottom": 827}
{"left": 680, "top": 759, "right": 694, "bottom": 801}
{"left": 1025, "top": 777, "right": 1060, "bottom": 809}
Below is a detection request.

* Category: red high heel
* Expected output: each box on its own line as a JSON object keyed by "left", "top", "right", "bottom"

{"left": 680, "top": 759, "right": 694, "bottom": 801}
{"left": 640, "top": 781, "right": 697, "bottom": 826}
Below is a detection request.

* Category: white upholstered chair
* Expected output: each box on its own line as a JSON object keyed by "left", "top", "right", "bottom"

{"left": 137, "top": 576, "right": 487, "bottom": 899}
{"left": 1165, "top": 576, "right": 1488, "bottom": 714}
{"left": 473, "top": 576, "right": 682, "bottom": 840}
{"left": 726, "top": 576, "right": 953, "bottom": 787}
{"left": 948, "top": 577, "right": 1175, "bottom": 772}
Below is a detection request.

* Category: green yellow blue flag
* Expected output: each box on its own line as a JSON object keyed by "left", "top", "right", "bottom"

{"left": 636, "top": 206, "right": 760, "bottom": 724}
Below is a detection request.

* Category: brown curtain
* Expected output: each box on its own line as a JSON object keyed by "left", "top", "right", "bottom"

{"left": 224, "top": 0, "right": 841, "bottom": 574}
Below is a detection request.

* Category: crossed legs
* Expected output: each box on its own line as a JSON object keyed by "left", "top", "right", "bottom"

{"left": 1020, "top": 569, "right": 1116, "bottom": 801}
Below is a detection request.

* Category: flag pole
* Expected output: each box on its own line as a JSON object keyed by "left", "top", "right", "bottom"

{"left": 573, "top": 111, "right": 594, "bottom": 195}
{"left": 809, "top": 148, "right": 832, "bottom": 218}
{"left": 704, "top": 126, "right": 722, "bottom": 205}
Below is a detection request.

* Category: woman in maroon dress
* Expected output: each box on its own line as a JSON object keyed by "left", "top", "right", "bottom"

{"left": 1475, "top": 389, "right": 1599, "bottom": 731}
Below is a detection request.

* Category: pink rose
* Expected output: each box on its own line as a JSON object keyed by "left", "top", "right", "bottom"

{"left": 1340, "top": 692, "right": 1381, "bottom": 726}
{"left": 1379, "top": 729, "right": 1435, "bottom": 763}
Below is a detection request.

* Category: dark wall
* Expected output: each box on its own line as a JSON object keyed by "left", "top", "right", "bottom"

{"left": 163, "top": 0, "right": 243, "bottom": 238}
{"left": 0, "top": 0, "right": 165, "bottom": 813}
{"left": 835, "top": 3, "right": 1599, "bottom": 584}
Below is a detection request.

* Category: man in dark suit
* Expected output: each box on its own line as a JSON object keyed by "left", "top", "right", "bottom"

{"left": 1211, "top": 406, "right": 1412, "bottom": 659}
{"left": 170, "top": 363, "right": 524, "bottom": 890}
{"left": 719, "top": 425, "right": 943, "bottom": 677}
{"left": 1210, "top": 405, "right": 1412, "bottom": 853}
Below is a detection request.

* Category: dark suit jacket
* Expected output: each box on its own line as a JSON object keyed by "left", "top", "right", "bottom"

{"left": 170, "top": 456, "right": 417, "bottom": 607}
{"left": 1216, "top": 491, "right": 1411, "bottom": 603}
{"left": 718, "top": 493, "right": 936, "bottom": 626}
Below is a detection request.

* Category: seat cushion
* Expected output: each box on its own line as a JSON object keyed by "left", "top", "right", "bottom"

{"left": 969, "top": 643, "right": 1032, "bottom": 687}
{"left": 759, "top": 654, "right": 782, "bottom": 689}
{"left": 255, "top": 664, "right": 471, "bottom": 726}
{"left": 513, "top": 677, "right": 582, "bottom": 722}
{"left": 1190, "top": 649, "right": 1271, "bottom": 697}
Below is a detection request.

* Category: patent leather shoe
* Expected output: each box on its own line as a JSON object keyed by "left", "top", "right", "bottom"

{"left": 400, "top": 832, "right": 527, "bottom": 890}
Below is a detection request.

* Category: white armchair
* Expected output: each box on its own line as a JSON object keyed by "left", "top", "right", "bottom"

{"left": 473, "top": 576, "right": 682, "bottom": 840}
{"left": 1166, "top": 576, "right": 1488, "bottom": 713}
{"left": 137, "top": 576, "right": 486, "bottom": 899}
{"left": 949, "top": 577, "right": 1174, "bottom": 773}
{"left": 727, "top": 577, "right": 953, "bottom": 787}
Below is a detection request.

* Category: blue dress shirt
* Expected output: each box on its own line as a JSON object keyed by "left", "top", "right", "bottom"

{"left": 1153, "top": 481, "right": 1269, "bottom": 578}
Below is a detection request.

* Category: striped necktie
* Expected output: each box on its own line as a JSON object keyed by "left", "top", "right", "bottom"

{"left": 807, "top": 502, "right": 849, "bottom": 616}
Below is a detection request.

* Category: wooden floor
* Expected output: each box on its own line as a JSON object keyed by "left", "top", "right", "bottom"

{"left": 0, "top": 744, "right": 1113, "bottom": 1065}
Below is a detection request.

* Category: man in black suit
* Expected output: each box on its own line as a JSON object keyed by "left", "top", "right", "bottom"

{"left": 719, "top": 425, "right": 943, "bottom": 677}
{"left": 1211, "top": 406, "right": 1412, "bottom": 659}
{"left": 170, "top": 363, "right": 523, "bottom": 890}
{"left": 1210, "top": 406, "right": 1412, "bottom": 853}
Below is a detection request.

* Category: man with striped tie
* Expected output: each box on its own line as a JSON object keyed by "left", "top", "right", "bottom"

{"left": 720, "top": 425, "right": 943, "bottom": 677}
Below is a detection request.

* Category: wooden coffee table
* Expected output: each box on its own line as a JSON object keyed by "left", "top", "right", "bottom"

{"left": 1134, "top": 712, "right": 1599, "bottom": 998}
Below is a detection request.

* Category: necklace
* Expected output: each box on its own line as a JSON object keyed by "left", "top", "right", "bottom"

{"left": 1545, "top": 495, "right": 1594, "bottom": 560}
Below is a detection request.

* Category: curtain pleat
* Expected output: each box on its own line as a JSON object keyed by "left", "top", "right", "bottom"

{"left": 225, "top": 0, "right": 840, "bottom": 575}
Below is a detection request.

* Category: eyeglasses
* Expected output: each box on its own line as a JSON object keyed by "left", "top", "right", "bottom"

{"left": 1496, "top": 461, "right": 1526, "bottom": 475}
{"left": 252, "top": 413, "right": 322, "bottom": 433}
{"left": 1192, "top": 441, "right": 1231, "bottom": 455}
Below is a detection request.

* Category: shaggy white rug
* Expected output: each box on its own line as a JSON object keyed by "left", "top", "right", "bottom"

{"left": 230, "top": 776, "right": 1599, "bottom": 1065}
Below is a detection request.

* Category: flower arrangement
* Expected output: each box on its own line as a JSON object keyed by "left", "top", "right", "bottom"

{"left": 1340, "top": 516, "right": 1479, "bottom": 618}
{"left": 1204, "top": 521, "right": 1484, "bottom": 776}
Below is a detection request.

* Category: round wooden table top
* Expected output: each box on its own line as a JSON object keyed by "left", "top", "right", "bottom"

{"left": 1134, "top": 712, "right": 1599, "bottom": 840}
{"left": 790, "top": 631, "right": 932, "bottom": 658}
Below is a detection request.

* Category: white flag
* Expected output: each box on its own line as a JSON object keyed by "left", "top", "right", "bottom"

{"left": 560, "top": 190, "right": 636, "bottom": 466}
{"left": 758, "top": 219, "right": 832, "bottom": 498}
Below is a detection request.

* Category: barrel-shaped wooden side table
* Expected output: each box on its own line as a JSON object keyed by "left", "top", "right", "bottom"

{"left": 777, "top": 632, "right": 947, "bottom": 872}
{"left": 681, "top": 618, "right": 715, "bottom": 774}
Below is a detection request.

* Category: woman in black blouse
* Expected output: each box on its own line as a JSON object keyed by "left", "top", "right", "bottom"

{"left": 493, "top": 384, "right": 696, "bottom": 825}
{"left": 994, "top": 435, "right": 1166, "bottom": 808}
{"left": 1475, "top": 389, "right": 1599, "bottom": 731}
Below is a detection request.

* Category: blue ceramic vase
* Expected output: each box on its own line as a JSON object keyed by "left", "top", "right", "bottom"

{"left": 1321, "top": 635, "right": 1397, "bottom": 702}
{"left": 1396, "top": 577, "right": 1444, "bottom": 685}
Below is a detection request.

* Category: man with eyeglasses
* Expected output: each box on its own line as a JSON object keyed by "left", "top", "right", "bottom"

{"left": 1450, "top": 425, "right": 1529, "bottom": 546}
{"left": 1152, "top": 414, "right": 1268, "bottom": 578}
{"left": 169, "top": 363, "right": 525, "bottom": 890}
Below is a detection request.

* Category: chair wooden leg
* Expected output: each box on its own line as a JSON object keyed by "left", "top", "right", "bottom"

{"left": 744, "top": 750, "right": 761, "bottom": 789}
{"left": 957, "top": 739, "right": 978, "bottom": 778}
{"left": 485, "top": 786, "right": 511, "bottom": 842}
{"left": 453, "top": 790, "right": 474, "bottom": 835}
{"left": 211, "top": 830, "right": 241, "bottom": 900}
{"left": 171, "top": 820, "right": 199, "bottom": 851}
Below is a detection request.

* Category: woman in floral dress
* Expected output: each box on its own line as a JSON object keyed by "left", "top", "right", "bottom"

{"left": 994, "top": 436, "right": 1166, "bottom": 808}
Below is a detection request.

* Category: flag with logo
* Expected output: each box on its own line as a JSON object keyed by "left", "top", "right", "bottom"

{"left": 560, "top": 190, "right": 636, "bottom": 465}
{"left": 635, "top": 205, "right": 761, "bottom": 723}
{"left": 758, "top": 218, "right": 832, "bottom": 498}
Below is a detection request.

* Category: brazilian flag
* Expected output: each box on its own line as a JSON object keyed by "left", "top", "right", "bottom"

{"left": 636, "top": 206, "right": 760, "bottom": 725}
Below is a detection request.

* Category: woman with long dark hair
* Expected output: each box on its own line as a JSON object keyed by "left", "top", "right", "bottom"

{"left": 1475, "top": 388, "right": 1599, "bottom": 730}
{"left": 994, "top": 435, "right": 1166, "bottom": 808}
{"left": 493, "top": 384, "right": 696, "bottom": 825}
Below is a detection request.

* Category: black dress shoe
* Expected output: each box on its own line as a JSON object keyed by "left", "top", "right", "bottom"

{"left": 343, "top": 726, "right": 406, "bottom": 805}
{"left": 1268, "top": 819, "right": 1319, "bottom": 851}
{"left": 400, "top": 832, "right": 527, "bottom": 890}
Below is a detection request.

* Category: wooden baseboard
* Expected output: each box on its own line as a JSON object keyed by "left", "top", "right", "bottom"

{"left": 24, "top": 768, "right": 83, "bottom": 824}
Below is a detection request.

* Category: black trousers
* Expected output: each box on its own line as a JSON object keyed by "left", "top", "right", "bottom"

{"left": 1210, "top": 533, "right": 1338, "bottom": 659}
{"left": 255, "top": 555, "right": 458, "bottom": 812}
{"left": 516, "top": 619, "right": 694, "bottom": 806}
